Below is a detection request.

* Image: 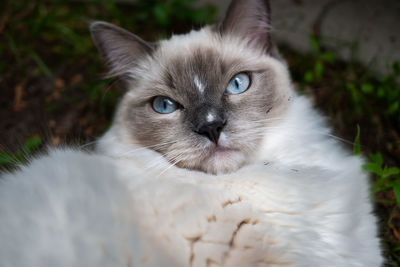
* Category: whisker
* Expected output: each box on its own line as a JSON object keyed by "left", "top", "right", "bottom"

{"left": 116, "top": 138, "right": 192, "bottom": 157}
{"left": 325, "top": 134, "right": 355, "bottom": 146}
{"left": 144, "top": 145, "right": 205, "bottom": 171}
{"left": 233, "top": 126, "right": 355, "bottom": 146}
{"left": 79, "top": 139, "right": 100, "bottom": 149}
{"left": 156, "top": 154, "right": 186, "bottom": 177}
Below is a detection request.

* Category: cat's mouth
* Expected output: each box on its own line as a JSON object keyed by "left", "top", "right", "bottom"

{"left": 197, "top": 143, "right": 244, "bottom": 174}
{"left": 157, "top": 132, "right": 248, "bottom": 174}
{"left": 212, "top": 144, "right": 237, "bottom": 154}
{"left": 162, "top": 141, "right": 245, "bottom": 175}
{"left": 211, "top": 147, "right": 240, "bottom": 162}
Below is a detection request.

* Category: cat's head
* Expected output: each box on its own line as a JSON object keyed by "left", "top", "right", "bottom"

{"left": 91, "top": 0, "right": 293, "bottom": 174}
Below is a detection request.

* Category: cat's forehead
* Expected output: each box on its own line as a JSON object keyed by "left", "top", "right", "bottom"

{"left": 152, "top": 28, "right": 266, "bottom": 98}
{"left": 162, "top": 48, "right": 227, "bottom": 98}
{"left": 157, "top": 28, "right": 261, "bottom": 71}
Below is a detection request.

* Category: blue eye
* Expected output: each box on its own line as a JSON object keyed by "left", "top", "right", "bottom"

{"left": 152, "top": 96, "right": 179, "bottom": 114}
{"left": 225, "top": 73, "right": 250, "bottom": 95}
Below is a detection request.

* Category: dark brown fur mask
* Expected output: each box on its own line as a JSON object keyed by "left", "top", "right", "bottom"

{"left": 90, "top": 0, "right": 292, "bottom": 174}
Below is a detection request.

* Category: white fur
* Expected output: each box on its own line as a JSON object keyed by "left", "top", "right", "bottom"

{"left": 206, "top": 112, "right": 215, "bottom": 123}
{"left": 194, "top": 75, "right": 205, "bottom": 94}
{"left": 97, "top": 95, "right": 383, "bottom": 267}
{"left": 0, "top": 94, "right": 383, "bottom": 266}
{"left": 0, "top": 29, "right": 382, "bottom": 267}
{"left": 0, "top": 130, "right": 383, "bottom": 267}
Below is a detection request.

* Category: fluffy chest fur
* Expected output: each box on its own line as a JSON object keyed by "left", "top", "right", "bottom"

{"left": 0, "top": 145, "right": 381, "bottom": 267}
{"left": 123, "top": 162, "right": 379, "bottom": 267}
{"left": 94, "top": 95, "right": 382, "bottom": 267}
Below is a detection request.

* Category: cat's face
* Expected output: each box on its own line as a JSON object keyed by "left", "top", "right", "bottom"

{"left": 91, "top": 0, "right": 292, "bottom": 174}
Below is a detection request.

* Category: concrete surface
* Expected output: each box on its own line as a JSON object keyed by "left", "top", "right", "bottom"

{"left": 202, "top": 0, "right": 400, "bottom": 76}
{"left": 116, "top": 0, "right": 400, "bottom": 76}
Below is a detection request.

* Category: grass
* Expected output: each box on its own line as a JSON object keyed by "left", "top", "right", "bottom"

{"left": 0, "top": 0, "right": 399, "bottom": 265}
{"left": 0, "top": 136, "right": 42, "bottom": 169}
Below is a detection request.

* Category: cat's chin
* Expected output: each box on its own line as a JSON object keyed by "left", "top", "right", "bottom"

{"left": 197, "top": 146, "right": 247, "bottom": 175}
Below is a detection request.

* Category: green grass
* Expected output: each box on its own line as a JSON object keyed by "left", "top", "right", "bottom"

{"left": 0, "top": 136, "right": 42, "bottom": 168}
{"left": 1, "top": 0, "right": 216, "bottom": 109}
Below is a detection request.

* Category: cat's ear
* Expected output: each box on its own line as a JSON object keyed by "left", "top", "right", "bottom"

{"left": 90, "top": 21, "right": 154, "bottom": 77}
{"left": 220, "top": 0, "right": 271, "bottom": 53}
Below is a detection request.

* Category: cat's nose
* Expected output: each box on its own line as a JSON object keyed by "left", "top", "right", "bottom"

{"left": 195, "top": 120, "right": 226, "bottom": 144}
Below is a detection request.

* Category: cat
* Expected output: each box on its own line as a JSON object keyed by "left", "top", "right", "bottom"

{"left": 0, "top": 0, "right": 383, "bottom": 266}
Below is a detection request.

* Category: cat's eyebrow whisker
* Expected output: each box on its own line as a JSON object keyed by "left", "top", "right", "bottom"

{"left": 100, "top": 79, "right": 119, "bottom": 102}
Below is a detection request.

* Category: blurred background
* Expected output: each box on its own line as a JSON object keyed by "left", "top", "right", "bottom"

{"left": 0, "top": 0, "right": 399, "bottom": 265}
